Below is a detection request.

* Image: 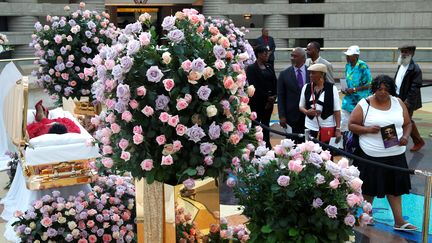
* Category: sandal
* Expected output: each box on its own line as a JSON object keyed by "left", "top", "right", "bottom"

{"left": 35, "top": 99, "right": 49, "bottom": 118}
{"left": 393, "top": 222, "right": 417, "bottom": 231}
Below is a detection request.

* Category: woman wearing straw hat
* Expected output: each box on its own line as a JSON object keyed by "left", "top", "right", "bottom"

{"left": 299, "top": 63, "right": 342, "bottom": 143}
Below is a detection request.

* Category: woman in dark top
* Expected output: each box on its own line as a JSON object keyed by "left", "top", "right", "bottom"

{"left": 246, "top": 45, "right": 277, "bottom": 147}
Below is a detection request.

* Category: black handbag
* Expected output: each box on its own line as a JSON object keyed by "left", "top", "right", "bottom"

{"left": 343, "top": 99, "right": 370, "bottom": 153}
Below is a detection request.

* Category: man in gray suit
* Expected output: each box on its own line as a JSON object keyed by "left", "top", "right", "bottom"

{"left": 278, "top": 47, "right": 310, "bottom": 142}
{"left": 306, "top": 41, "right": 335, "bottom": 83}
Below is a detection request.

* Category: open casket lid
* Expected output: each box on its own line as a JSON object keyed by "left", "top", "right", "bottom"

{"left": 0, "top": 62, "right": 26, "bottom": 170}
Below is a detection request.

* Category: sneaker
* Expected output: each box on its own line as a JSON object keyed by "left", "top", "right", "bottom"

{"left": 410, "top": 140, "right": 425, "bottom": 152}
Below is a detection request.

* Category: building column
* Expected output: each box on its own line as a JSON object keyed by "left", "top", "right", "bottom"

{"left": 84, "top": 0, "right": 106, "bottom": 13}
{"left": 203, "top": 0, "right": 229, "bottom": 20}
{"left": 263, "top": 0, "right": 288, "bottom": 48}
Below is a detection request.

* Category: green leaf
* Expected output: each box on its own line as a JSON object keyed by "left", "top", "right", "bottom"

{"left": 185, "top": 168, "right": 197, "bottom": 176}
{"left": 327, "top": 231, "right": 337, "bottom": 241}
{"left": 288, "top": 228, "right": 299, "bottom": 237}
{"left": 304, "top": 234, "right": 317, "bottom": 243}
{"left": 146, "top": 171, "right": 155, "bottom": 184}
{"left": 261, "top": 225, "right": 272, "bottom": 234}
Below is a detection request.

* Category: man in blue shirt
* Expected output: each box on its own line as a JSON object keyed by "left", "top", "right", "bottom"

{"left": 341, "top": 45, "right": 372, "bottom": 132}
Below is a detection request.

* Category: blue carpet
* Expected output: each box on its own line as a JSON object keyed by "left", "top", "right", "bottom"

{"left": 371, "top": 194, "right": 432, "bottom": 242}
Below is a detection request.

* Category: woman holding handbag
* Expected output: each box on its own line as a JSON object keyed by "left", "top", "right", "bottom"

{"left": 349, "top": 75, "right": 416, "bottom": 231}
{"left": 299, "top": 63, "right": 342, "bottom": 143}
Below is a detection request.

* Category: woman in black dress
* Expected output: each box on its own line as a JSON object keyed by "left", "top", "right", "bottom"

{"left": 246, "top": 45, "right": 277, "bottom": 148}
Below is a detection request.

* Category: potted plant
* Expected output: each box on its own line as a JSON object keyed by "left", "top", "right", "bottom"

{"left": 232, "top": 139, "right": 372, "bottom": 243}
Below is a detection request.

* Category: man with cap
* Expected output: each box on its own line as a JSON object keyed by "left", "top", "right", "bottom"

{"left": 341, "top": 45, "right": 372, "bottom": 133}
{"left": 278, "top": 47, "right": 310, "bottom": 143}
{"left": 306, "top": 41, "right": 335, "bottom": 83}
{"left": 395, "top": 45, "right": 424, "bottom": 151}
{"left": 299, "top": 63, "right": 341, "bottom": 143}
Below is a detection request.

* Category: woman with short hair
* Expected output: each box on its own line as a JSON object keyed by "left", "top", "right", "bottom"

{"left": 349, "top": 74, "right": 417, "bottom": 231}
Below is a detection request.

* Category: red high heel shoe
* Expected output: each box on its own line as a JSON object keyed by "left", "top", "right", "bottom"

{"left": 35, "top": 99, "right": 49, "bottom": 118}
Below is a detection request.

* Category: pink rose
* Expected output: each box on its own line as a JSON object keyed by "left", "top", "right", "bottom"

{"left": 346, "top": 193, "right": 361, "bottom": 207}
{"left": 176, "top": 98, "right": 189, "bottom": 110}
{"left": 104, "top": 59, "right": 115, "bottom": 70}
{"left": 133, "top": 133, "right": 144, "bottom": 145}
{"left": 120, "top": 151, "right": 131, "bottom": 161}
{"left": 183, "top": 178, "right": 195, "bottom": 189}
{"left": 156, "top": 135, "right": 166, "bottom": 145}
{"left": 61, "top": 73, "right": 69, "bottom": 80}
{"left": 176, "top": 124, "right": 187, "bottom": 136}
{"left": 226, "top": 177, "right": 236, "bottom": 187}
{"left": 141, "top": 106, "right": 154, "bottom": 117}
{"left": 84, "top": 67, "right": 94, "bottom": 77}
{"left": 168, "top": 115, "right": 179, "bottom": 127}
{"left": 141, "top": 159, "right": 153, "bottom": 171}
{"left": 161, "top": 155, "right": 173, "bottom": 165}
{"left": 320, "top": 150, "right": 332, "bottom": 161}
{"left": 105, "top": 99, "right": 116, "bottom": 109}
{"left": 136, "top": 86, "right": 147, "bottom": 96}
{"left": 187, "top": 71, "right": 202, "bottom": 84}
{"left": 78, "top": 239, "right": 88, "bottom": 243}
{"left": 203, "top": 67, "right": 214, "bottom": 80}
{"left": 231, "top": 63, "right": 242, "bottom": 73}
{"left": 237, "top": 123, "right": 248, "bottom": 133}
{"left": 41, "top": 217, "right": 53, "bottom": 227}
{"left": 87, "top": 220, "right": 95, "bottom": 228}
{"left": 204, "top": 156, "right": 213, "bottom": 165}
{"left": 229, "top": 133, "right": 240, "bottom": 145}
{"left": 214, "top": 59, "right": 226, "bottom": 70}
{"left": 184, "top": 94, "right": 192, "bottom": 103}
{"left": 101, "top": 157, "right": 114, "bottom": 168}
{"left": 303, "top": 141, "right": 316, "bottom": 152}
{"left": 349, "top": 178, "right": 363, "bottom": 192}
{"left": 250, "top": 111, "right": 257, "bottom": 120}
{"left": 288, "top": 160, "right": 304, "bottom": 173}
{"left": 133, "top": 125, "right": 143, "bottom": 134}
{"left": 159, "top": 112, "right": 170, "bottom": 123}
{"left": 105, "top": 113, "right": 116, "bottom": 123}
{"left": 338, "top": 157, "right": 349, "bottom": 169}
{"left": 118, "top": 139, "right": 129, "bottom": 150}
{"left": 344, "top": 214, "right": 356, "bottom": 227}
{"left": 277, "top": 175, "right": 290, "bottom": 187}
{"left": 129, "top": 100, "right": 139, "bottom": 110}
{"left": 102, "top": 145, "right": 113, "bottom": 155}
{"left": 88, "top": 235, "right": 97, "bottom": 243}
{"left": 121, "top": 111, "right": 132, "bottom": 122}
{"left": 163, "top": 79, "right": 175, "bottom": 92}
{"left": 110, "top": 123, "right": 121, "bottom": 134}
{"left": 329, "top": 178, "right": 340, "bottom": 189}
{"left": 363, "top": 202, "right": 373, "bottom": 214}
{"left": 223, "top": 76, "right": 235, "bottom": 90}
{"left": 181, "top": 60, "right": 192, "bottom": 72}
{"left": 173, "top": 140, "right": 183, "bottom": 151}
{"left": 209, "top": 25, "right": 219, "bottom": 35}
{"left": 221, "top": 121, "right": 234, "bottom": 133}
{"left": 139, "top": 32, "right": 151, "bottom": 46}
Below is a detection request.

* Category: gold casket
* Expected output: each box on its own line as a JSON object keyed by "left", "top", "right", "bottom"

{"left": 2, "top": 62, "right": 99, "bottom": 190}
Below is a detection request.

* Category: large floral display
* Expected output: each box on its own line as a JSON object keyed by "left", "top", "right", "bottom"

{"left": 30, "top": 2, "right": 118, "bottom": 102}
{"left": 13, "top": 175, "right": 136, "bottom": 242}
{"left": 233, "top": 140, "right": 372, "bottom": 243}
{"left": 91, "top": 9, "right": 260, "bottom": 185}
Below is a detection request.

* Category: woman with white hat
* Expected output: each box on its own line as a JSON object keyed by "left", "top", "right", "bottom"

{"left": 299, "top": 63, "right": 342, "bottom": 143}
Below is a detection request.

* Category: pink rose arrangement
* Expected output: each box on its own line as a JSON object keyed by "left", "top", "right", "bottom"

{"left": 91, "top": 9, "right": 260, "bottom": 185}
{"left": 13, "top": 175, "right": 136, "bottom": 242}
{"left": 175, "top": 202, "right": 249, "bottom": 243}
{"left": 233, "top": 140, "right": 372, "bottom": 242}
{"left": 30, "top": 2, "right": 118, "bottom": 102}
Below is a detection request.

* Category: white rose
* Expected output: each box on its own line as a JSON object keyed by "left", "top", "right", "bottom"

{"left": 247, "top": 85, "right": 255, "bottom": 97}
{"left": 206, "top": 105, "right": 218, "bottom": 117}
{"left": 139, "top": 13, "right": 151, "bottom": 22}
{"left": 162, "top": 52, "right": 172, "bottom": 64}
{"left": 58, "top": 216, "right": 66, "bottom": 224}
{"left": 29, "top": 222, "right": 36, "bottom": 230}
{"left": 68, "top": 221, "right": 77, "bottom": 230}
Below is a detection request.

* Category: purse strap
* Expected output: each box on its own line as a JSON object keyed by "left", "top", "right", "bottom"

{"left": 362, "top": 98, "right": 371, "bottom": 126}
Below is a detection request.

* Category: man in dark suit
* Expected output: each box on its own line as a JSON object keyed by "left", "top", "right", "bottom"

{"left": 278, "top": 47, "right": 310, "bottom": 142}
{"left": 394, "top": 45, "right": 424, "bottom": 151}
{"left": 256, "top": 28, "right": 276, "bottom": 71}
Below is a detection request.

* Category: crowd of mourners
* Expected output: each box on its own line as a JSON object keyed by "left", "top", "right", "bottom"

{"left": 247, "top": 28, "right": 424, "bottom": 232}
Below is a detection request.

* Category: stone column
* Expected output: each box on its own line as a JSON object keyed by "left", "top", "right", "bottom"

{"left": 203, "top": 0, "right": 229, "bottom": 20}
{"left": 84, "top": 0, "right": 106, "bottom": 13}
{"left": 263, "top": 0, "right": 288, "bottom": 48}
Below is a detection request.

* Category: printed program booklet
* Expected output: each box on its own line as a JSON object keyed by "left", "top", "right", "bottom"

{"left": 381, "top": 124, "right": 399, "bottom": 148}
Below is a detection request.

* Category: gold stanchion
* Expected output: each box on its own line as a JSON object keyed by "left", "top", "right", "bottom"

{"left": 422, "top": 176, "right": 432, "bottom": 243}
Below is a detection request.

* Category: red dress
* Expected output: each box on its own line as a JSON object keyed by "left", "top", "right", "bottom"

{"left": 27, "top": 117, "right": 81, "bottom": 139}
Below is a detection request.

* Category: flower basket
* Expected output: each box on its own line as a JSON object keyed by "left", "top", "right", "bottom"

{"left": 233, "top": 140, "right": 372, "bottom": 243}
{"left": 0, "top": 50, "right": 12, "bottom": 59}
{"left": 30, "top": 2, "right": 118, "bottom": 103}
